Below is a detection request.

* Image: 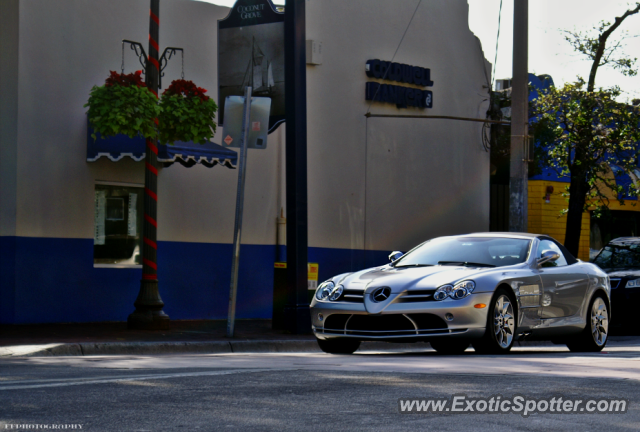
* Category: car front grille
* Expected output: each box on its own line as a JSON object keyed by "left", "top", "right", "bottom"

{"left": 321, "top": 313, "right": 455, "bottom": 337}
{"left": 610, "top": 278, "right": 621, "bottom": 289}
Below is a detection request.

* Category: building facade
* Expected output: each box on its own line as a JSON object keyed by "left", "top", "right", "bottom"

{"left": 0, "top": 0, "right": 491, "bottom": 324}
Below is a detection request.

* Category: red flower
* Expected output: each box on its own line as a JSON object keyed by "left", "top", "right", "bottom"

{"left": 162, "top": 79, "right": 210, "bottom": 102}
{"left": 104, "top": 70, "right": 147, "bottom": 88}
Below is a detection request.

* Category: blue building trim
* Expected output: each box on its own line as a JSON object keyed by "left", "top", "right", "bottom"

{"left": 0, "top": 236, "right": 16, "bottom": 324}
{"left": 0, "top": 236, "right": 394, "bottom": 324}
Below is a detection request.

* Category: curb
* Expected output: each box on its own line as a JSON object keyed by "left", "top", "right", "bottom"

{"left": 0, "top": 340, "right": 318, "bottom": 357}
{"left": 0, "top": 339, "right": 563, "bottom": 358}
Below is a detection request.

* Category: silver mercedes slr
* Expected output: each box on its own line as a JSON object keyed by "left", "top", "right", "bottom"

{"left": 310, "top": 233, "right": 611, "bottom": 355}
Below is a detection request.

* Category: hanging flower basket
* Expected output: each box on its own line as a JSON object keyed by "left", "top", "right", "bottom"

{"left": 84, "top": 71, "right": 161, "bottom": 140}
{"left": 158, "top": 79, "right": 218, "bottom": 145}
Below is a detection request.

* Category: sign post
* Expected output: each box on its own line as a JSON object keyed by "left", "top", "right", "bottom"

{"left": 226, "top": 86, "right": 253, "bottom": 338}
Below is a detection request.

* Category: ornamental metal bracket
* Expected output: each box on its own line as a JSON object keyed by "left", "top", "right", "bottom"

{"left": 122, "top": 39, "right": 148, "bottom": 75}
{"left": 121, "top": 41, "right": 184, "bottom": 88}
{"left": 159, "top": 47, "right": 184, "bottom": 89}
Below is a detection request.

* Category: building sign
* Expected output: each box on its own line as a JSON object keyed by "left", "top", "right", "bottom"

{"left": 307, "top": 263, "right": 319, "bottom": 290}
{"left": 364, "top": 59, "right": 434, "bottom": 109}
{"left": 218, "top": 0, "right": 284, "bottom": 133}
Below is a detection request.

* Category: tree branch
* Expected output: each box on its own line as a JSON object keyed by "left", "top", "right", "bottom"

{"left": 588, "top": 3, "right": 640, "bottom": 91}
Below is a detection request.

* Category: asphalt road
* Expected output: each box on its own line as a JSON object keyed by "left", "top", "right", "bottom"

{"left": 2, "top": 342, "right": 640, "bottom": 431}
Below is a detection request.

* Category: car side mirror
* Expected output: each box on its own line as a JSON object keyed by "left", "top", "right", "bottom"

{"left": 389, "top": 251, "right": 404, "bottom": 262}
{"left": 537, "top": 250, "right": 560, "bottom": 266}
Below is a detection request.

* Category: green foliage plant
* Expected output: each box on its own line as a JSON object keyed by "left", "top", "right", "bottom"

{"left": 84, "top": 71, "right": 161, "bottom": 140}
{"left": 158, "top": 79, "right": 218, "bottom": 145}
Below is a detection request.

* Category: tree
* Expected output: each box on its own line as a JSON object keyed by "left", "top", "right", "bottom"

{"left": 532, "top": 3, "right": 640, "bottom": 257}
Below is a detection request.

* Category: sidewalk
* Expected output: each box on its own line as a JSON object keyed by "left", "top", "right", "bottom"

{"left": 0, "top": 319, "right": 322, "bottom": 357}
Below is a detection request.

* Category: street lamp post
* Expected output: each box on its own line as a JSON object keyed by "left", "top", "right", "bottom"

{"left": 128, "top": 0, "right": 168, "bottom": 330}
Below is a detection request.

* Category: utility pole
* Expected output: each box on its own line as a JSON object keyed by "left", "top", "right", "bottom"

{"left": 283, "top": 0, "right": 311, "bottom": 334}
{"left": 509, "top": 0, "right": 529, "bottom": 233}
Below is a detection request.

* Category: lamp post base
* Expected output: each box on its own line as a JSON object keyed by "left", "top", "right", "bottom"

{"left": 127, "top": 279, "right": 170, "bottom": 330}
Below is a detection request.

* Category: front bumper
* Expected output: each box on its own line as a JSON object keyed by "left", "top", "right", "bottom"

{"left": 311, "top": 292, "right": 492, "bottom": 341}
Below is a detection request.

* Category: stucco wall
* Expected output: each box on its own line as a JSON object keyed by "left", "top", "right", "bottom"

{"left": 10, "top": 0, "right": 276, "bottom": 245}
{"left": 306, "top": 0, "right": 490, "bottom": 252}
{"left": 6, "top": 0, "right": 489, "bottom": 249}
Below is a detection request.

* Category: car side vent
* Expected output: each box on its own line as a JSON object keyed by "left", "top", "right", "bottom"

{"left": 396, "top": 289, "right": 436, "bottom": 303}
{"left": 340, "top": 289, "right": 364, "bottom": 302}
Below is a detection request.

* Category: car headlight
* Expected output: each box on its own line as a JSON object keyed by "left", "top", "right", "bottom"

{"left": 626, "top": 278, "right": 640, "bottom": 288}
{"left": 452, "top": 280, "right": 476, "bottom": 299}
{"left": 315, "top": 281, "right": 335, "bottom": 300}
{"left": 328, "top": 285, "right": 344, "bottom": 301}
{"left": 434, "top": 281, "right": 476, "bottom": 301}
{"left": 434, "top": 285, "right": 452, "bottom": 301}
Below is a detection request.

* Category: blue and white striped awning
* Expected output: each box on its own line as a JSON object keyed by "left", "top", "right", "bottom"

{"left": 87, "top": 123, "right": 237, "bottom": 169}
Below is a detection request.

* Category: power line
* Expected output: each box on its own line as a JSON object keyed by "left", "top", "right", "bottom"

{"left": 491, "top": 0, "right": 504, "bottom": 90}
{"left": 366, "top": 0, "right": 423, "bottom": 114}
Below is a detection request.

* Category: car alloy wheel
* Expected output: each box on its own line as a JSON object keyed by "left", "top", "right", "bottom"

{"left": 494, "top": 295, "right": 515, "bottom": 349}
{"left": 566, "top": 293, "right": 609, "bottom": 353}
{"left": 590, "top": 297, "right": 608, "bottom": 346}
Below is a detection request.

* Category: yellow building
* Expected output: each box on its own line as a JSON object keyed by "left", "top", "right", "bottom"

{"left": 528, "top": 179, "right": 640, "bottom": 261}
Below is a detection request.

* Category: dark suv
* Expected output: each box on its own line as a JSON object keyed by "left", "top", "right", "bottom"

{"left": 592, "top": 237, "right": 640, "bottom": 330}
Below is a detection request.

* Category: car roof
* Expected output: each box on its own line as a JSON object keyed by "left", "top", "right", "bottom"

{"left": 608, "top": 237, "right": 640, "bottom": 245}
{"left": 464, "top": 232, "right": 543, "bottom": 240}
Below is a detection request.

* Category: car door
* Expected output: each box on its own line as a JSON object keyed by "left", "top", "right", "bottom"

{"left": 537, "top": 239, "right": 589, "bottom": 319}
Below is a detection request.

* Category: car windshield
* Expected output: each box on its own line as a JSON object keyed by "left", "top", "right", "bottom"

{"left": 593, "top": 243, "right": 640, "bottom": 269}
{"left": 393, "top": 237, "right": 531, "bottom": 268}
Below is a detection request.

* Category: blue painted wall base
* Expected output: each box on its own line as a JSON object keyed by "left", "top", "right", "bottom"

{"left": 0, "top": 236, "right": 392, "bottom": 324}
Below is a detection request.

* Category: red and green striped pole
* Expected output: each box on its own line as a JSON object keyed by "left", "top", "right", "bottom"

{"left": 128, "top": 0, "right": 170, "bottom": 330}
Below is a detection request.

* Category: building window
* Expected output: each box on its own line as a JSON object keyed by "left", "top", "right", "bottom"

{"left": 94, "top": 183, "right": 143, "bottom": 267}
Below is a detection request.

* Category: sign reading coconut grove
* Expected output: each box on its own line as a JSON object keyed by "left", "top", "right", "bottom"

{"left": 365, "top": 59, "right": 434, "bottom": 109}
{"left": 218, "top": 0, "right": 285, "bottom": 133}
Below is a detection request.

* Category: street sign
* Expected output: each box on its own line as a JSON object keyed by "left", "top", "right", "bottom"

{"left": 222, "top": 96, "right": 271, "bottom": 149}
{"left": 218, "top": 0, "right": 285, "bottom": 133}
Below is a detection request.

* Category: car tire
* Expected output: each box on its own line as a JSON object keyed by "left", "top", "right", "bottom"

{"left": 566, "top": 293, "right": 609, "bottom": 353}
{"left": 472, "top": 288, "right": 517, "bottom": 354}
{"left": 316, "top": 338, "right": 361, "bottom": 354}
{"left": 430, "top": 339, "right": 470, "bottom": 355}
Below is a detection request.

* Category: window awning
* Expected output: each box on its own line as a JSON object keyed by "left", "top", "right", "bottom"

{"left": 87, "top": 124, "right": 237, "bottom": 169}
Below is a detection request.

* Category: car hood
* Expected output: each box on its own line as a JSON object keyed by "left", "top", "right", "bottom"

{"left": 334, "top": 264, "right": 499, "bottom": 293}
{"left": 604, "top": 268, "right": 640, "bottom": 278}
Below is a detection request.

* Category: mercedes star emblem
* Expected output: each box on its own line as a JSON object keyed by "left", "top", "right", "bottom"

{"left": 371, "top": 287, "right": 391, "bottom": 303}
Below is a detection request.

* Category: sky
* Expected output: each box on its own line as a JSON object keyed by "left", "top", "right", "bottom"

{"left": 198, "top": 0, "right": 640, "bottom": 101}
